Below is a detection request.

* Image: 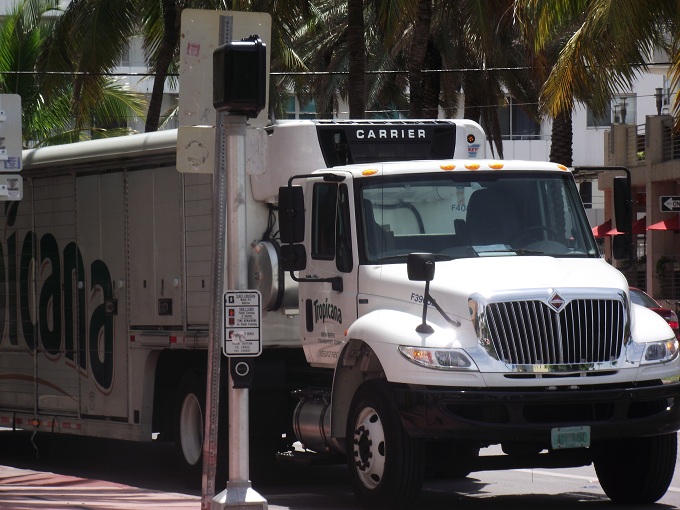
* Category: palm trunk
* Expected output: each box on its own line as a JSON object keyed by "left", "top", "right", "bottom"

{"left": 549, "top": 108, "right": 573, "bottom": 167}
{"left": 408, "top": 0, "right": 433, "bottom": 118}
{"left": 145, "top": 0, "right": 179, "bottom": 133}
{"left": 348, "top": 0, "right": 366, "bottom": 118}
{"left": 421, "top": 42, "right": 440, "bottom": 118}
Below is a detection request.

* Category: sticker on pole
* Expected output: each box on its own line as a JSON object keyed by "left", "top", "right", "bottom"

{"left": 224, "top": 290, "right": 262, "bottom": 356}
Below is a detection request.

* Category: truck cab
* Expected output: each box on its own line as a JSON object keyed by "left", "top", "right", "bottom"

{"left": 296, "top": 160, "right": 605, "bottom": 367}
{"left": 277, "top": 150, "right": 680, "bottom": 509}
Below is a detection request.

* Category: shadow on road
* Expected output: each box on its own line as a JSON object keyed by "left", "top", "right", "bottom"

{"left": 0, "top": 430, "right": 677, "bottom": 510}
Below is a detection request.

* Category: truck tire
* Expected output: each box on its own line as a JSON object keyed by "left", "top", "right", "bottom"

{"left": 594, "top": 432, "right": 677, "bottom": 504}
{"left": 175, "top": 369, "right": 206, "bottom": 487}
{"left": 346, "top": 380, "right": 425, "bottom": 510}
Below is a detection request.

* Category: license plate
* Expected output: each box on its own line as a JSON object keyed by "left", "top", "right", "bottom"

{"left": 551, "top": 426, "right": 591, "bottom": 449}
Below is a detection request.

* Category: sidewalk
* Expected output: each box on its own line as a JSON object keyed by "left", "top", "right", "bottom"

{"left": 0, "top": 464, "right": 201, "bottom": 509}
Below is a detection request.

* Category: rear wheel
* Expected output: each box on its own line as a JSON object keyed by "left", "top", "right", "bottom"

{"left": 175, "top": 369, "right": 207, "bottom": 487}
{"left": 346, "top": 380, "right": 425, "bottom": 510}
{"left": 594, "top": 432, "right": 677, "bottom": 504}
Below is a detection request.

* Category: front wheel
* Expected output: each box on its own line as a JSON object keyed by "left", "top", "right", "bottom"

{"left": 594, "top": 432, "right": 677, "bottom": 504}
{"left": 346, "top": 380, "right": 425, "bottom": 510}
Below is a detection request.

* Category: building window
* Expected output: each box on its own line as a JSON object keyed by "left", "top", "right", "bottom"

{"left": 285, "top": 95, "right": 317, "bottom": 119}
{"left": 121, "top": 43, "right": 130, "bottom": 67}
{"left": 498, "top": 97, "right": 540, "bottom": 140}
{"left": 368, "top": 105, "right": 402, "bottom": 119}
{"left": 579, "top": 181, "right": 592, "bottom": 209}
{"left": 587, "top": 94, "right": 636, "bottom": 127}
{"left": 586, "top": 103, "right": 611, "bottom": 128}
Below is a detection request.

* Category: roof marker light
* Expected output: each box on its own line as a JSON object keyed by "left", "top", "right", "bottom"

{"left": 465, "top": 163, "right": 480, "bottom": 170}
{"left": 440, "top": 164, "right": 456, "bottom": 171}
{"left": 557, "top": 164, "right": 568, "bottom": 171}
{"left": 362, "top": 169, "right": 379, "bottom": 176}
{"left": 489, "top": 162, "right": 504, "bottom": 170}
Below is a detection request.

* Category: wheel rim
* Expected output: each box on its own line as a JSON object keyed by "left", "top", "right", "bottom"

{"left": 351, "top": 405, "right": 386, "bottom": 490}
{"left": 179, "top": 392, "right": 203, "bottom": 466}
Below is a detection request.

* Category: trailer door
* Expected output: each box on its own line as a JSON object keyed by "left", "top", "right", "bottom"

{"left": 76, "top": 173, "right": 128, "bottom": 419}
{"left": 34, "top": 175, "right": 80, "bottom": 415}
{"left": 127, "top": 167, "right": 183, "bottom": 329}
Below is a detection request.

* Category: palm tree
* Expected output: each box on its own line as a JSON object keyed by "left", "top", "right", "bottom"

{"left": 424, "top": 0, "right": 540, "bottom": 156}
{"left": 0, "top": 0, "right": 145, "bottom": 146}
{"left": 524, "top": 0, "right": 680, "bottom": 142}
{"left": 47, "top": 0, "right": 320, "bottom": 131}
{"left": 40, "top": 0, "right": 230, "bottom": 134}
{"left": 285, "top": 0, "right": 399, "bottom": 119}
{"left": 291, "top": 0, "right": 538, "bottom": 151}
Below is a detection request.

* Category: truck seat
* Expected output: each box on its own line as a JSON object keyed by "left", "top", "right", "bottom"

{"left": 466, "top": 187, "right": 519, "bottom": 245}
{"left": 363, "top": 199, "right": 395, "bottom": 259}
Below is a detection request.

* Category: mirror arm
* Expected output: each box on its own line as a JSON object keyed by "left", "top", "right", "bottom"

{"left": 290, "top": 272, "right": 343, "bottom": 292}
{"left": 417, "top": 282, "right": 461, "bottom": 334}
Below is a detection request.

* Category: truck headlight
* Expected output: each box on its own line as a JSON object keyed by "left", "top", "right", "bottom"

{"left": 641, "top": 338, "right": 679, "bottom": 364}
{"left": 398, "top": 346, "right": 477, "bottom": 370}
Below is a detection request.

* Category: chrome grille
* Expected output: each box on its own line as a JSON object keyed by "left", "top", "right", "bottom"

{"left": 485, "top": 299, "right": 625, "bottom": 365}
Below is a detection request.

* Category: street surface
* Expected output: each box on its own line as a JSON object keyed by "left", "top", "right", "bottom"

{"left": 0, "top": 430, "right": 679, "bottom": 509}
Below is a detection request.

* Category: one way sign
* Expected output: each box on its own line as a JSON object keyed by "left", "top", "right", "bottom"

{"left": 660, "top": 196, "right": 680, "bottom": 212}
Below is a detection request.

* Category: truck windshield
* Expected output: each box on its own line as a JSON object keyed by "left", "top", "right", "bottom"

{"left": 358, "top": 172, "right": 599, "bottom": 263}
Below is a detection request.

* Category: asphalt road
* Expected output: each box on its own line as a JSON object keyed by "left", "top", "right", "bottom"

{"left": 1, "top": 430, "right": 679, "bottom": 509}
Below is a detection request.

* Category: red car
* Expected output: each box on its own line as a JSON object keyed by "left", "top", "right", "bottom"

{"left": 630, "top": 287, "right": 680, "bottom": 340}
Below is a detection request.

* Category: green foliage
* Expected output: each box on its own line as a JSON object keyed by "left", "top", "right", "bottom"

{"left": 0, "top": 0, "right": 146, "bottom": 146}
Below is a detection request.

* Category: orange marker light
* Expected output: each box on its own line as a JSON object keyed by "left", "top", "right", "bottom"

{"left": 440, "top": 164, "right": 456, "bottom": 171}
{"left": 362, "top": 169, "right": 379, "bottom": 176}
{"left": 465, "top": 163, "right": 480, "bottom": 170}
{"left": 489, "top": 162, "right": 504, "bottom": 170}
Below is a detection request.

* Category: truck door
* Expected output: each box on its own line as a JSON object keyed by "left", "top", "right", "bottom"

{"left": 299, "top": 181, "right": 357, "bottom": 366}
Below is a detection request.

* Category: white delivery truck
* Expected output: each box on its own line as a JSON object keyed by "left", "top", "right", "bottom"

{"left": 0, "top": 119, "right": 678, "bottom": 509}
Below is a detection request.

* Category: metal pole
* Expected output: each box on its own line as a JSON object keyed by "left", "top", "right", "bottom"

{"left": 212, "top": 114, "right": 267, "bottom": 509}
{"left": 201, "top": 109, "right": 229, "bottom": 510}
{"left": 226, "top": 115, "right": 249, "bottom": 480}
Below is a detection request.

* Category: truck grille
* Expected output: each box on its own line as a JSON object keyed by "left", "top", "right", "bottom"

{"left": 485, "top": 299, "right": 626, "bottom": 366}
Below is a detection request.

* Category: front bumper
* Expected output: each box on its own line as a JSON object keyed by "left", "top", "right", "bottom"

{"left": 392, "top": 380, "right": 680, "bottom": 444}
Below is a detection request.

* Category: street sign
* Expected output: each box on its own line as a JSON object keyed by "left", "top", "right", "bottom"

{"left": 179, "top": 10, "right": 271, "bottom": 128}
{"left": 0, "top": 94, "right": 22, "bottom": 171}
{"left": 660, "top": 196, "right": 680, "bottom": 212}
{"left": 223, "top": 290, "right": 262, "bottom": 356}
{"left": 0, "top": 174, "right": 22, "bottom": 201}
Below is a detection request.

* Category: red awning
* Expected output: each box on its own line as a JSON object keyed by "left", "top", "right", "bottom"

{"left": 647, "top": 215, "right": 680, "bottom": 232}
{"left": 607, "top": 216, "right": 647, "bottom": 236}
{"left": 592, "top": 219, "right": 612, "bottom": 238}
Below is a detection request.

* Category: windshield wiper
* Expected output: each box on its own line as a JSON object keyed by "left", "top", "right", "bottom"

{"left": 474, "top": 248, "right": 544, "bottom": 256}
{"left": 375, "top": 253, "right": 453, "bottom": 263}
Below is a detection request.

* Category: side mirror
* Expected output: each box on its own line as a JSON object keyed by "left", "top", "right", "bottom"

{"left": 407, "top": 253, "right": 435, "bottom": 282}
{"left": 612, "top": 234, "right": 632, "bottom": 261}
{"left": 279, "top": 185, "right": 305, "bottom": 244}
{"left": 280, "top": 244, "right": 307, "bottom": 272}
{"left": 613, "top": 176, "right": 633, "bottom": 263}
{"left": 613, "top": 176, "right": 632, "bottom": 236}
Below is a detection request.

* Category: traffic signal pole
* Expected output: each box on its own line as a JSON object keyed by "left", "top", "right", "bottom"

{"left": 211, "top": 114, "right": 266, "bottom": 510}
{"left": 201, "top": 14, "right": 269, "bottom": 509}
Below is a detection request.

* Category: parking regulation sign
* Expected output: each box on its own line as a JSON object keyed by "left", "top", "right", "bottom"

{"left": 223, "top": 290, "right": 262, "bottom": 356}
{"left": 660, "top": 196, "right": 680, "bottom": 212}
